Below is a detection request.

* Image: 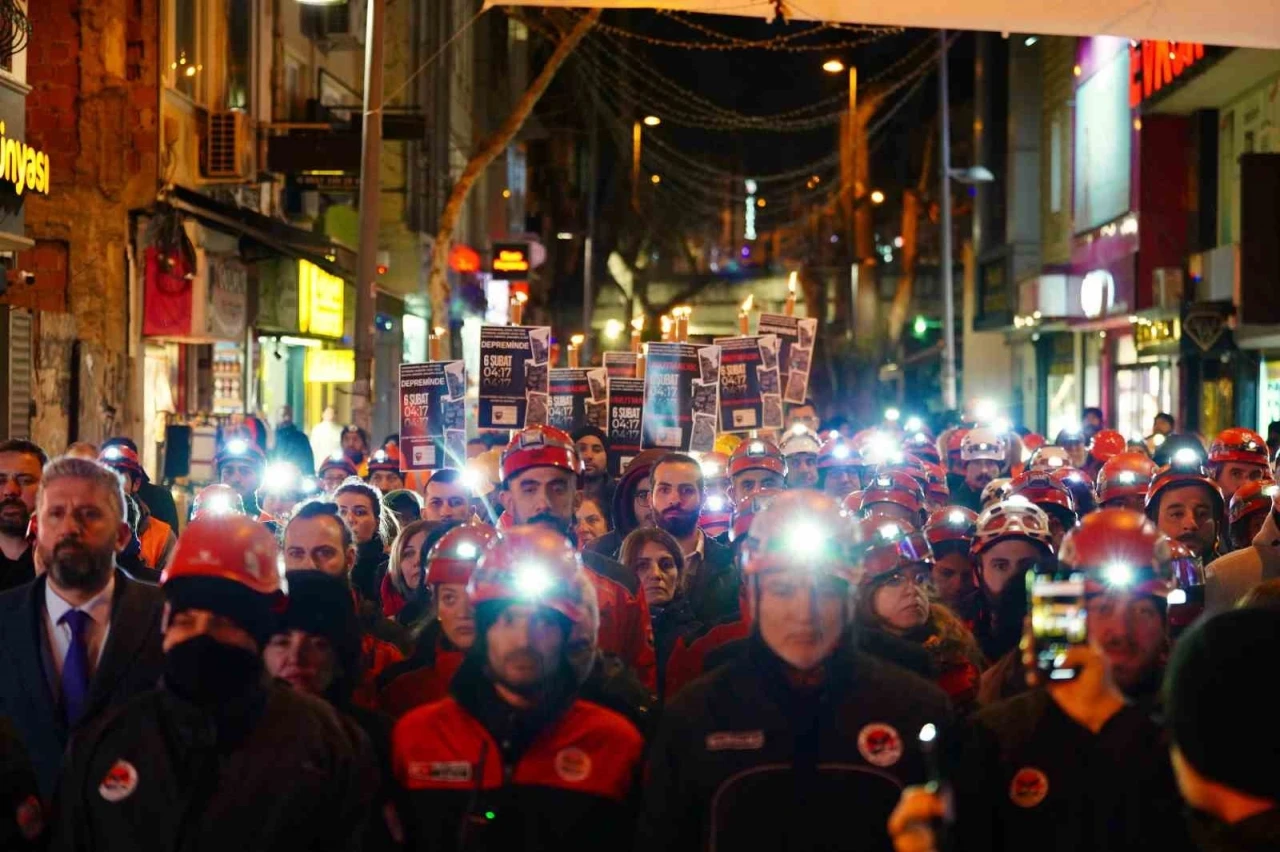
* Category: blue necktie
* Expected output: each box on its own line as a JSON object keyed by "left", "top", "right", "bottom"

{"left": 60, "top": 609, "right": 91, "bottom": 727}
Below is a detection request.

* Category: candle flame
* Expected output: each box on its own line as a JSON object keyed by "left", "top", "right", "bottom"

{"left": 432, "top": 326, "right": 446, "bottom": 337}
{"left": 513, "top": 291, "right": 528, "bottom": 304}
{"left": 788, "top": 271, "right": 798, "bottom": 294}
{"left": 570, "top": 333, "right": 585, "bottom": 346}
{"left": 631, "top": 316, "right": 644, "bottom": 332}
{"left": 660, "top": 315, "right": 673, "bottom": 332}
{"left": 741, "top": 294, "right": 755, "bottom": 313}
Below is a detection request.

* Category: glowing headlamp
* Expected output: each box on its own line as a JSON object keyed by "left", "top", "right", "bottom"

{"left": 1264, "top": 484, "right": 1280, "bottom": 498}
{"left": 833, "top": 444, "right": 851, "bottom": 460}
{"left": 103, "top": 447, "right": 123, "bottom": 461}
{"left": 974, "top": 399, "right": 998, "bottom": 423}
{"left": 1152, "top": 434, "right": 1167, "bottom": 447}
{"left": 513, "top": 563, "right": 554, "bottom": 598}
{"left": 948, "top": 509, "right": 967, "bottom": 525}
{"left": 1047, "top": 456, "right": 1065, "bottom": 468}
{"left": 459, "top": 468, "right": 482, "bottom": 491}
{"left": 705, "top": 493, "right": 727, "bottom": 512}
{"left": 455, "top": 542, "right": 479, "bottom": 559}
{"left": 1104, "top": 562, "right": 1135, "bottom": 587}
{"left": 202, "top": 493, "right": 236, "bottom": 516}
{"left": 225, "top": 438, "right": 249, "bottom": 456}
{"left": 372, "top": 450, "right": 390, "bottom": 463}
{"left": 701, "top": 460, "right": 723, "bottom": 477}
{"left": 884, "top": 408, "right": 901, "bottom": 423}
{"left": 785, "top": 521, "right": 830, "bottom": 556}
{"left": 261, "top": 463, "right": 299, "bottom": 493}
{"left": 878, "top": 523, "right": 901, "bottom": 540}
{"left": 749, "top": 441, "right": 765, "bottom": 455}
{"left": 1167, "top": 589, "right": 1188, "bottom": 605}
{"left": 1173, "top": 448, "right": 1201, "bottom": 466}
{"left": 1117, "top": 472, "right": 1137, "bottom": 485}
{"left": 791, "top": 423, "right": 808, "bottom": 435}
{"left": 904, "top": 416, "right": 924, "bottom": 434}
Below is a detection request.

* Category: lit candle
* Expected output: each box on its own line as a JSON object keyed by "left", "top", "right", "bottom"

{"left": 630, "top": 316, "right": 644, "bottom": 353}
{"left": 568, "top": 333, "right": 584, "bottom": 368}
{"left": 660, "top": 314, "right": 673, "bottom": 342}
{"left": 674, "top": 306, "right": 691, "bottom": 342}
{"left": 510, "top": 291, "right": 528, "bottom": 325}
{"left": 430, "top": 326, "right": 445, "bottom": 361}
{"left": 785, "top": 272, "right": 797, "bottom": 317}
{"left": 636, "top": 343, "right": 647, "bottom": 378}
{"left": 738, "top": 294, "right": 755, "bottom": 335}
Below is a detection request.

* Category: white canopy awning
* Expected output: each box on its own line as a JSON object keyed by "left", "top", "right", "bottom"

{"left": 486, "top": 0, "right": 1280, "bottom": 50}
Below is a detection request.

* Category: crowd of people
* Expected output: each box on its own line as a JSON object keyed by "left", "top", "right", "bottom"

{"left": 0, "top": 398, "right": 1277, "bottom": 851}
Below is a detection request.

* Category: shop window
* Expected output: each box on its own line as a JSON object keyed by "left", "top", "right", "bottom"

{"left": 225, "top": 0, "right": 251, "bottom": 110}
{"left": 171, "top": 0, "right": 202, "bottom": 100}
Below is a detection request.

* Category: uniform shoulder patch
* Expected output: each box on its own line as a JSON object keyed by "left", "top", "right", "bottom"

{"left": 554, "top": 747, "right": 593, "bottom": 783}
{"left": 1009, "top": 767, "right": 1050, "bottom": 808}
{"left": 856, "top": 723, "right": 903, "bottom": 767}
{"left": 705, "top": 730, "right": 765, "bottom": 751}
{"left": 99, "top": 759, "right": 138, "bottom": 803}
{"left": 407, "top": 761, "right": 473, "bottom": 784}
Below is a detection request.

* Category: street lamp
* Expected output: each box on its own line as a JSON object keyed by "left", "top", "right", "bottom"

{"left": 632, "top": 116, "right": 661, "bottom": 209}
{"left": 870, "top": 189, "right": 885, "bottom": 205}
{"left": 822, "top": 58, "right": 846, "bottom": 74}
{"left": 642, "top": 115, "right": 661, "bottom": 127}
{"left": 948, "top": 166, "right": 995, "bottom": 184}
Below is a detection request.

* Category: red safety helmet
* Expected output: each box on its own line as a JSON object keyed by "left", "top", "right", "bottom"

{"left": 468, "top": 525, "right": 587, "bottom": 624}
{"left": 971, "top": 500, "right": 1055, "bottom": 558}
{"left": 1051, "top": 467, "right": 1099, "bottom": 515}
{"left": 903, "top": 432, "right": 942, "bottom": 466}
{"left": 1145, "top": 461, "right": 1225, "bottom": 520}
{"left": 1022, "top": 433, "right": 1047, "bottom": 454}
{"left": 367, "top": 446, "right": 402, "bottom": 473}
{"left": 739, "top": 490, "right": 861, "bottom": 585}
{"left": 840, "top": 490, "right": 865, "bottom": 516}
{"left": 1007, "top": 470, "right": 1077, "bottom": 518}
{"left": 161, "top": 515, "right": 283, "bottom": 597}
{"left": 98, "top": 445, "right": 148, "bottom": 484}
{"left": 1208, "top": 427, "right": 1270, "bottom": 469}
{"left": 852, "top": 518, "right": 933, "bottom": 584}
{"left": 191, "top": 484, "right": 245, "bottom": 520}
{"left": 500, "top": 425, "right": 582, "bottom": 483}
{"left": 425, "top": 522, "right": 499, "bottom": 586}
{"left": 728, "top": 438, "right": 786, "bottom": 478}
{"left": 925, "top": 507, "right": 978, "bottom": 548}
{"left": 858, "top": 471, "right": 928, "bottom": 519}
{"left": 938, "top": 427, "right": 969, "bottom": 462}
{"left": 1097, "top": 452, "right": 1159, "bottom": 506}
{"left": 817, "top": 436, "right": 864, "bottom": 470}
{"left": 698, "top": 490, "right": 733, "bottom": 538}
{"left": 1165, "top": 538, "right": 1205, "bottom": 633}
{"left": 318, "top": 452, "right": 359, "bottom": 479}
{"left": 1228, "top": 478, "right": 1278, "bottom": 527}
{"left": 730, "top": 488, "right": 783, "bottom": 542}
{"left": 921, "top": 461, "right": 950, "bottom": 504}
{"left": 1088, "top": 429, "right": 1128, "bottom": 465}
{"left": 1057, "top": 508, "right": 1176, "bottom": 598}
{"left": 214, "top": 437, "right": 267, "bottom": 471}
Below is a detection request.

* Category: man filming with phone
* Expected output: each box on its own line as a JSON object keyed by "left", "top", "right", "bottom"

{"left": 888, "top": 509, "right": 1189, "bottom": 852}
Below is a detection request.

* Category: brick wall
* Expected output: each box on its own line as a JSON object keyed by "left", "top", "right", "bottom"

{"left": 20, "top": 0, "right": 159, "bottom": 447}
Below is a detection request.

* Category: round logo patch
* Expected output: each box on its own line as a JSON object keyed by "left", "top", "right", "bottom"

{"left": 554, "top": 747, "right": 592, "bottom": 783}
{"left": 99, "top": 759, "right": 138, "bottom": 803}
{"left": 15, "top": 794, "right": 42, "bottom": 840}
{"left": 1009, "top": 767, "right": 1050, "bottom": 808}
{"left": 857, "top": 723, "right": 903, "bottom": 767}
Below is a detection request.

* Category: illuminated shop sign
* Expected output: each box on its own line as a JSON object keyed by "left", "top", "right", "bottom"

{"left": 492, "top": 243, "right": 530, "bottom": 274}
{"left": 0, "top": 121, "right": 51, "bottom": 196}
{"left": 1129, "top": 41, "right": 1206, "bottom": 107}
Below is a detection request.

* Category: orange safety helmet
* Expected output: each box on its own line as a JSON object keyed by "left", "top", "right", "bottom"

{"left": 840, "top": 490, "right": 865, "bottom": 516}
{"left": 728, "top": 438, "right": 786, "bottom": 478}
{"left": 971, "top": 500, "right": 1056, "bottom": 558}
{"left": 161, "top": 515, "right": 283, "bottom": 598}
{"left": 730, "top": 488, "right": 783, "bottom": 542}
{"left": 924, "top": 507, "right": 978, "bottom": 548}
{"left": 1057, "top": 508, "right": 1175, "bottom": 598}
{"left": 367, "top": 446, "right": 402, "bottom": 473}
{"left": 468, "top": 525, "right": 586, "bottom": 624}
{"left": 738, "top": 490, "right": 861, "bottom": 584}
{"left": 1087, "top": 429, "right": 1128, "bottom": 466}
{"left": 851, "top": 518, "right": 933, "bottom": 584}
{"left": 99, "top": 445, "right": 148, "bottom": 484}
{"left": 1051, "top": 467, "right": 1099, "bottom": 515}
{"left": 500, "top": 426, "right": 582, "bottom": 483}
{"left": 938, "top": 427, "right": 969, "bottom": 462}
{"left": 858, "top": 471, "right": 928, "bottom": 519}
{"left": 213, "top": 437, "right": 267, "bottom": 471}
{"left": 425, "top": 522, "right": 499, "bottom": 586}
{"left": 1228, "top": 479, "right": 1278, "bottom": 528}
{"left": 1208, "top": 428, "right": 1270, "bottom": 469}
{"left": 1145, "top": 461, "right": 1225, "bottom": 521}
{"left": 699, "top": 490, "right": 733, "bottom": 538}
{"left": 1097, "top": 452, "right": 1159, "bottom": 506}
{"left": 903, "top": 432, "right": 941, "bottom": 466}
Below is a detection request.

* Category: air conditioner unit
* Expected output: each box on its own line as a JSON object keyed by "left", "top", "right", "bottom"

{"left": 203, "top": 111, "right": 253, "bottom": 181}
{"left": 299, "top": 0, "right": 366, "bottom": 51}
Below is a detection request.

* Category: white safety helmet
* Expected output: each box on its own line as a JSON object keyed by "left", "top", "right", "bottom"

{"left": 1028, "top": 445, "right": 1073, "bottom": 472}
{"left": 981, "top": 477, "right": 1012, "bottom": 509}
{"left": 961, "top": 428, "right": 1006, "bottom": 463}
{"left": 780, "top": 426, "right": 822, "bottom": 458}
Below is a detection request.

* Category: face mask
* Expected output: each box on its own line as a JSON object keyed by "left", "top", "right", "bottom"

{"left": 164, "top": 635, "right": 262, "bottom": 707}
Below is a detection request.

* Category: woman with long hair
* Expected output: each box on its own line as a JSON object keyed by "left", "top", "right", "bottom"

{"left": 335, "top": 480, "right": 400, "bottom": 612}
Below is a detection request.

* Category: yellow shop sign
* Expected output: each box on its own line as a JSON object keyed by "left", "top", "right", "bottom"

{"left": 0, "top": 121, "right": 51, "bottom": 196}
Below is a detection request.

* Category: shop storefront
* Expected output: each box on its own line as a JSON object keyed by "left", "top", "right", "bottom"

{"left": 1114, "top": 319, "right": 1178, "bottom": 439}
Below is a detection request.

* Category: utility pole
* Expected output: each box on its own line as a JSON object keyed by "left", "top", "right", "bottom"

{"left": 352, "top": 0, "right": 385, "bottom": 432}
{"left": 938, "top": 28, "right": 958, "bottom": 412}
{"left": 584, "top": 102, "right": 599, "bottom": 362}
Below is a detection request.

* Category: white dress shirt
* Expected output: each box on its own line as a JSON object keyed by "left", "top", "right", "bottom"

{"left": 43, "top": 574, "right": 114, "bottom": 697}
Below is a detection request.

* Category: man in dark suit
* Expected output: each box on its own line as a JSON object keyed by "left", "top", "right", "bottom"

{"left": 0, "top": 456, "right": 164, "bottom": 798}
